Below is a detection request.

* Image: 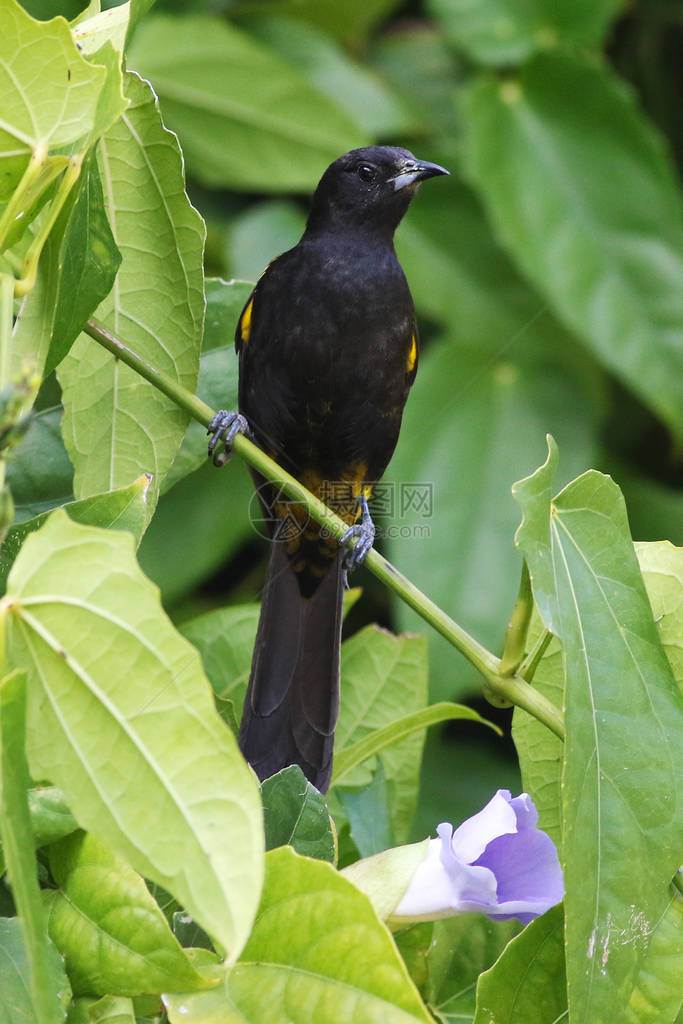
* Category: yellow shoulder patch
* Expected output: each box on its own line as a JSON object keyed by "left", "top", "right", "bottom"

{"left": 406, "top": 332, "right": 418, "bottom": 374}
{"left": 239, "top": 296, "right": 254, "bottom": 345}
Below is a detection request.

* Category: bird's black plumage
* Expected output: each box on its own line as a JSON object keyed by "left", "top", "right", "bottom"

{"left": 211, "top": 146, "right": 448, "bottom": 791}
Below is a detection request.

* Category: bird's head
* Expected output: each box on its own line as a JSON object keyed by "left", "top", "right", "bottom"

{"left": 305, "top": 146, "right": 449, "bottom": 239}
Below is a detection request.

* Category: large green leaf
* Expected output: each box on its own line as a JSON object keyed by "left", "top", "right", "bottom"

{"left": 45, "top": 832, "right": 206, "bottom": 996}
{"left": 248, "top": 16, "right": 411, "bottom": 137}
{"left": 334, "top": 626, "right": 428, "bottom": 843}
{"left": 0, "top": 671, "right": 66, "bottom": 1023}
{"left": 462, "top": 52, "right": 683, "bottom": 443}
{"left": 165, "top": 846, "right": 433, "bottom": 1023}
{"left": 0, "top": 917, "right": 70, "bottom": 1024}
{"left": 513, "top": 442, "right": 683, "bottom": 1023}
{"left": 127, "top": 14, "right": 365, "bottom": 192}
{"left": 58, "top": 70, "right": 205, "bottom": 516}
{"left": 473, "top": 904, "right": 566, "bottom": 1023}
{"left": 0, "top": 474, "right": 152, "bottom": 593}
{"left": 429, "top": 0, "right": 624, "bottom": 65}
{"left": 3, "top": 511, "right": 263, "bottom": 960}
{"left": 623, "top": 894, "right": 683, "bottom": 1024}
{"left": 12, "top": 153, "right": 121, "bottom": 380}
{"left": 0, "top": 0, "right": 104, "bottom": 199}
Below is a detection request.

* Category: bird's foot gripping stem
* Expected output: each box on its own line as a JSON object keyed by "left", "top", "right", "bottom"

{"left": 207, "top": 410, "right": 250, "bottom": 466}
{"left": 341, "top": 494, "right": 375, "bottom": 572}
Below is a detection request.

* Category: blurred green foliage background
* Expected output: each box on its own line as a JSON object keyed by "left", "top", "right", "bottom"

{"left": 44, "top": 0, "right": 683, "bottom": 835}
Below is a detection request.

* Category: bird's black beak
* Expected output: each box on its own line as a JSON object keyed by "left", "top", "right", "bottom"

{"left": 391, "top": 159, "right": 449, "bottom": 191}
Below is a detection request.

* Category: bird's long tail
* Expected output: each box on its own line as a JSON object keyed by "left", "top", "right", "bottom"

{"left": 238, "top": 536, "right": 345, "bottom": 792}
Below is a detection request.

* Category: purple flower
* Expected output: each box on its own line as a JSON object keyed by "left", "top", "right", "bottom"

{"left": 393, "top": 790, "right": 563, "bottom": 925}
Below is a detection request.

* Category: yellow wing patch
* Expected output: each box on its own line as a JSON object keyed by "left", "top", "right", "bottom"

{"left": 406, "top": 332, "right": 418, "bottom": 375}
{"left": 238, "top": 296, "right": 254, "bottom": 345}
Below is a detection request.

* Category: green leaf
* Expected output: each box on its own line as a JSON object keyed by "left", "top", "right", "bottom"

{"left": 28, "top": 787, "right": 78, "bottom": 848}
{"left": 636, "top": 540, "right": 683, "bottom": 691}
{"left": 72, "top": 4, "right": 130, "bottom": 56}
{"left": 4, "top": 510, "right": 263, "bottom": 960}
{"left": 0, "top": 917, "right": 70, "bottom": 1024}
{"left": 473, "top": 904, "right": 566, "bottom": 1023}
{"left": 58, "top": 70, "right": 205, "bottom": 516}
{"left": 396, "top": 915, "right": 520, "bottom": 1022}
{"left": 261, "top": 765, "right": 335, "bottom": 862}
{"left": 513, "top": 445, "right": 683, "bottom": 1023}
{"left": 45, "top": 831, "right": 206, "bottom": 996}
{"left": 180, "top": 603, "right": 258, "bottom": 713}
{"left": 332, "top": 701, "right": 497, "bottom": 788}
{"left": 623, "top": 894, "right": 683, "bottom": 1024}
{"left": 334, "top": 627, "right": 428, "bottom": 842}
{"left": 164, "top": 277, "right": 252, "bottom": 491}
{"left": 12, "top": 152, "right": 121, "bottom": 381}
{"left": 6, "top": 406, "right": 74, "bottom": 525}
{"left": 337, "top": 760, "right": 394, "bottom": 858}
{"left": 166, "top": 846, "right": 433, "bottom": 1023}
{"left": 0, "top": 0, "right": 105, "bottom": 198}
{"left": 127, "top": 14, "right": 365, "bottom": 192}
{"left": 462, "top": 52, "right": 683, "bottom": 443}
{"left": 0, "top": 474, "right": 152, "bottom": 593}
{"left": 0, "top": 670, "right": 66, "bottom": 1023}
{"left": 248, "top": 16, "right": 411, "bottom": 137}
{"left": 429, "top": 0, "right": 624, "bottom": 65}
{"left": 0, "top": 785, "right": 78, "bottom": 874}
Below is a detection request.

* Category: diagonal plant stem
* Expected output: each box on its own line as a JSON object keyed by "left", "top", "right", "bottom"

{"left": 84, "top": 318, "right": 565, "bottom": 740}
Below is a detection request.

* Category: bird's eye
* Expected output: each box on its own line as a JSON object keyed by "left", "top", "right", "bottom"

{"left": 357, "top": 164, "right": 377, "bottom": 183}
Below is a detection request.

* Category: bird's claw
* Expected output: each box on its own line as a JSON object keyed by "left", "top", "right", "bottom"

{"left": 341, "top": 495, "right": 375, "bottom": 572}
{"left": 207, "top": 410, "right": 250, "bottom": 466}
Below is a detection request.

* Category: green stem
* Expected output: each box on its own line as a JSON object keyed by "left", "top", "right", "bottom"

{"left": 519, "top": 627, "right": 553, "bottom": 682}
{"left": 0, "top": 273, "right": 13, "bottom": 391}
{"left": 85, "top": 318, "right": 565, "bottom": 741}
{"left": 0, "top": 145, "right": 47, "bottom": 253}
{"left": 14, "top": 156, "right": 83, "bottom": 298}
{"left": 500, "top": 561, "right": 533, "bottom": 676}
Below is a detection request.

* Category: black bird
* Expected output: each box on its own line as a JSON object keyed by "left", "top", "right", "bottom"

{"left": 208, "top": 146, "right": 448, "bottom": 791}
